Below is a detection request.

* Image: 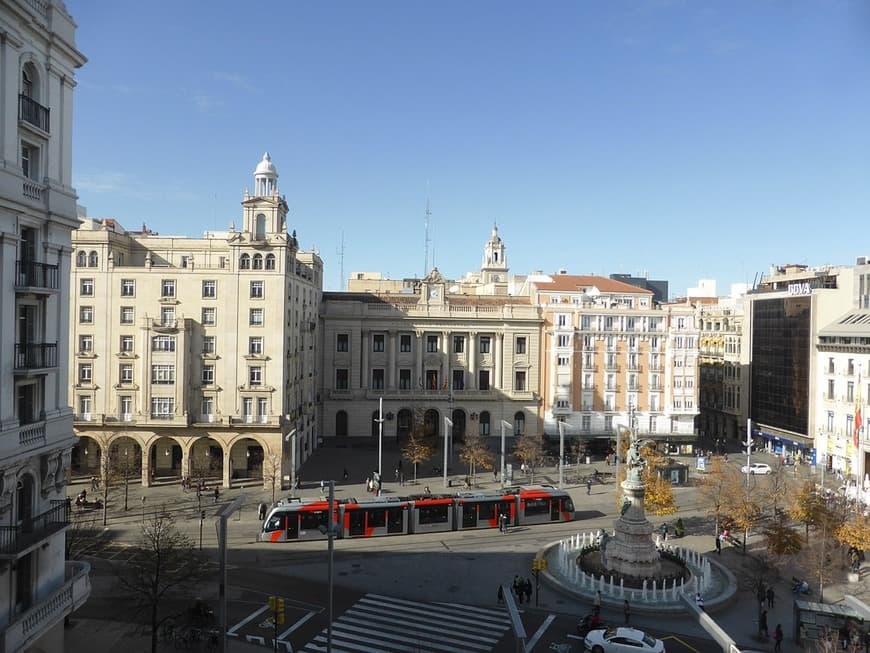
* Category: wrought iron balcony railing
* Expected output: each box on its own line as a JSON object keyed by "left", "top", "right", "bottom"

{"left": 0, "top": 500, "right": 69, "bottom": 557}
{"left": 15, "top": 260, "right": 58, "bottom": 289}
{"left": 18, "top": 94, "right": 50, "bottom": 132}
{"left": 14, "top": 343, "right": 57, "bottom": 370}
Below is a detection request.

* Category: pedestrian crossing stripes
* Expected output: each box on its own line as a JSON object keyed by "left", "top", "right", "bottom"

{"left": 300, "top": 593, "right": 512, "bottom": 653}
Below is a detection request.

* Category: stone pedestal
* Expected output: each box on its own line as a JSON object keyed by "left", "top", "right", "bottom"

{"left": 602, "top": 477, "right": 661, "bottom": 579}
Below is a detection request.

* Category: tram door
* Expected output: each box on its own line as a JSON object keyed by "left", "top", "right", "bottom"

{"left": 500, "top": 501, "right": 513, "bottom": 526}
{"left": 285, "top": 513, "right": 299, "bottom": 540}
{"left": 349, "top": 510, "right": 366, "bottom": 536}
{"left": 550, "top": 498, "right": 560, "bottom": 521}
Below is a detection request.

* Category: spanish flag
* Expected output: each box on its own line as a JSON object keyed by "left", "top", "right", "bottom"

{"left": 855, "top": 373, "right": 863, "bottom": 448}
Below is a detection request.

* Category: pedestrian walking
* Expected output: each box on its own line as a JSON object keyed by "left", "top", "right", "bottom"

{"left": 773, "top": 624, "right": 783, "bottom": 652}
{"left": 320, "top": 479, "right": 325, "bottom": 497}
{"left": 513, "top": 575, "right": 522, "bottom": 604}
{"left": 594, "top": 590, "right": 601, "bottom": 612}
{"left": 258, "top": 502, "right": 267, "bottom": 520}
{"left": 213, "top": 487, "right": 219, "bottom": 504}
{"left": 661, "top": 523, "right": 669, "bottom": 541}
{"left": 399, "top": 471, "right": 405, "bottom": 486}
{"left": 523, "top": 577, "right": 532, "bottom": 604}
{"left": 623, "top": 599, "right": 631, "bottom": 625}
{"left": 766, "top": 586, "right": 775, "bottom": 608}
{"left": 715, "top": 534, "right": 722, "bottom": 554}
{"left": 586, "top": 478, "right": 593, "bottom": 495}
{"left": 497, "top": 585, "right": 504, "bottom": 605}
{"left": 342, "top": 468, "right": 349, "bottom": 481}
{"left": 501, "top": 513, "right": 508, "bottom": 534}
{"left": 492, "top": 469, "right": 498, "bottom": 482}
{"left": 760, "top": 609, "right": 769, "bottom": 638}
{"left": 695, "top": 592, "right": 704, "bottom": 612}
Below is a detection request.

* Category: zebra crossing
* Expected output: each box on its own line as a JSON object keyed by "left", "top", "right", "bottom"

{"left": 299, "top": 593, "right": 512, "bottom": 653}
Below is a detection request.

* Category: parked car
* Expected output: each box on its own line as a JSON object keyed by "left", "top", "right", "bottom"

{"left": 584, "top": 627, "right": 666, "bottom": 652}
{"left": 741, "top": 463, "right": 772, "bottom": 475}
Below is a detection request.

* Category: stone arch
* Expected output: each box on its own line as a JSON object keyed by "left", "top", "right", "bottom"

{"left": 71, "top": 434, "right": 102, "bottom": 477}
{"left": 514, "top": 411, "right": 525, "bottom": 436}
{"left": 15, "top": 470, "right": 37, "bottom": 525}
{"left": 107, "top": 435, "right": 142, "bottom": 481}
{"left": 187, "top": 437, "right": 224, "bottom": 483}
{"left": 147, "top": 435, "right": 183, "bottom": 481}
{"left": 451, "top": 409, "right": 466, "bottom": 444}
{"left": 335, "top": 410, "right": 348, "bottom": 437}
{"left": 227, "top": 435, "right": 268, "bottom": 484}
{"left": 396, "top": 408, "right": 412, "bottom": 441}
{"left": 479, "top": 411, "right": 491, "bottom": 436}
{"left": 423, "top": 409, "right": 439, "bottom": 438}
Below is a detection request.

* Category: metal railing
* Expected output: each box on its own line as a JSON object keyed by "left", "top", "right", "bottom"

{"left": 15, "top": 260, "right": 58, "bottom": 289}
{"left": 14, "top": 343, "right": 57, "bottom": 370}
{"left": 0, "top": 500, "right": 69, "bottom": 556}
{"left": 18, "top": 94, "right": 50, "bottom": 132}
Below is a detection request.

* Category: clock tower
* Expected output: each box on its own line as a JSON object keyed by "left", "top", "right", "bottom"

{"left": 420, "top": 267, "right": 447, "bottom": 306}
{"left": 480, "top": 225, "right": 508, "bottom": 284}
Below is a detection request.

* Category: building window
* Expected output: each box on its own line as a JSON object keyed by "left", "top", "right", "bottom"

{"left": 426, "top": 370, "right": 440, "bottom": 390}
{"left": 248, "top": 366, "right": 262, "bottom": 386}
{"left": 76, "top": 251, "right": 86, "bottom": 267}
{"left": 78, "top": 364, "right": 92, "bottom": 383}
{"left": 79, "top": 335, "right": 93, "bottom": 352}
{"left": 604, "top": 415, "right": 613, "bottom": 432}
{"left": 395, "top": 334, "right": 410, "bottom": 353}
{"left": 250, "top": 280, "right": 264, "bottom": 298}
{"left": 557, "top": 314, "right": 569, "bottom": 327}
{"left": 202, "top": 307, "right": 216, "bottom": 326}
{"left": 120, "top": 395, "right": 133, "bottom": 419}
{"left": 202, "top": 336, "right": 216, "bottom": 355}
{"left": 88, "top": 251, "right": 98, "bottom": 267}
{"left": 258, "top": 398, "right": 268, "bottom": 421}
{"left": 265, "top": 254, "right": 276, "bottom": 270}
{"left": 160, "top": 307, "right": 175, "bottom": 326}
{"left": 453, "top": 336, "right": 465, "bottom": 353}
{"left": 581, "top": 415, "right": 591, "bottom": 432}
{"left": 119, "top": 364, "right": 133, "bottom": 383}
{"left": 649, "top": 416, "right": 657, "bottom": 433}
{"left": 336, "top": 334, "right": 349, "bottom": 352}
{"left": 202, "top": 280, "right": 217, "bottom": 298}
{"left": 80, "top": 306, "right": 93, "bottom": 324}
{"left": 480, "top": 336, "right": 491, "bottom": 354}
{"left": 515, "top": 337, "right": 526, "bottom": 354}
{"left": 372, "top": 369, "right": 385, "bottom": 390}
{"left": 120, "top": 279, "right": 135, "bottom": 296}
{"left": 249, "top": 308, "right": 264, "bottom": 326}
{"left": 120, "top": 306, "right": 134, "bottom": 324}
{"left": 335, "top": 369, "right": 349, "bottom": 390}
{"left": 426, "top": 335, "right": 439, "bottom": 353}
{"left": 151, "top": 397, "right": 174, "bottom": 419}
{"left": 151, "top": 365, "right": 175, "bottom": 384}
{"left": 847, "top": 382, "right": 855, "bottom": 403}
{"left": 399, "top": 369, "right": 412, "bottom": 390}
{"left": 202, "top": 365, "right": 214, "bottom": 385}
{"left": 80, "top": 278, "right": 94, "bottom": 296}
{"left": 239, "top": 254, "right": 250, "bottom": 269}
{"left": 373, "top": 334, "right": 385, "bottom": 352}
{"left": 161, "top": 279, "right": 176, "bottom": 298}
{"left": 120, "top": 335, "right": 134, "bottom": 353}
{"left": 557, "top": 335, "right": 570, "bottom": 347}
{"left": 201, "top": 397, "right": 214, "bottom": 419}
{"left": 479, "top": 411, "right": 491, "bottom": 436}
{"left": 557, "top": 356, "right": 570, "bottom": 367}
{"left": 479, "top": 370, "right": 490, "bottom": 390}
{"left": 152, "top": 335, "right": 175, "bottom": 352}
{"left": 252, "top": 254, "right": 263, "bottom": 270}
{"left": 452, "top": 370, "right": 465, "bottom": 390}
{"left": 249, "top": 337, "right": 263, "bottom": 355}
{"left": 21, "top": 142, "right": 38, "bottom": 180}
{"left": 515, "top": 370, "right": 526, "bottom": 391}
{"left": 242, "top": 397, "right": 253, "bottom": 421}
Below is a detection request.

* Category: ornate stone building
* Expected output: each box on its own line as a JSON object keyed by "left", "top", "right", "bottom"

{"left": 69, "top": 154, "right": 321, "bottom": 490}
{"left": 0, "top": 1, "right": 90, "bottom": 650}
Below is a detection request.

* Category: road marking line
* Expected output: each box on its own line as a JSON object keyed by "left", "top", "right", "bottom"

{"left": 279, "top": 609, "right": 316, "bottom": 638}
{"left": 526, "top": 614, "right": 556, "bottom": 652}
{"left": 228, "top": 605, "right": 269, "bottom": 634}
{"left": 662, "top": 635, "right": 702, "bottom": 652}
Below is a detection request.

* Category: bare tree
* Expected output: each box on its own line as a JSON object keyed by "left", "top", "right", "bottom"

{"left": 459, "top": 431, "right": 494, "bottom": 486}
{"left": 792, "top": 493, "right": 849, "bottom": 601}
{"left": 697, "top": 456, "right": 729, "bottom": 535}
{"left": 513, "top": 432, "right": 545, "bottom": 483}
{"left": 113, "top": 508, "right": 209, "bottom": 653}
{"left": 760, "top": 464, "right": 794, "bottom": 519}
{"left": 263, "top": 452, "right": 282, "bottom": 504}
{"left": 734, "top": 551, "right": 782, "bottom": 638}
{"left": 720, "top": 466, "right": 764, "bottom": 554}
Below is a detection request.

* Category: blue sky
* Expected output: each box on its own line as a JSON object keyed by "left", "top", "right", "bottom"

{"left": 68, "top": 1, "right": 870, "bottom": 295}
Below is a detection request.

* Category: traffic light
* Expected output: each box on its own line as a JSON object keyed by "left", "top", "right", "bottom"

{"left": 268, "top": 595, "right": 276, "bottom": 611}
{"left": 531, "top": 558, "right": 547, "bottom": 572}
{"left": 276, "top": 598, "right": 285, "bottom": 624}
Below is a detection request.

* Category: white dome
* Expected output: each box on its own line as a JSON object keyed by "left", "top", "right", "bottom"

{"left": 254, "top": 152, "right": 278, "bottom": 177}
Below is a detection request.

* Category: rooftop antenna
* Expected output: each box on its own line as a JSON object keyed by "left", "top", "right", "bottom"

{"left": 337, "top": 230, "right": 345, "bottom": 291}
{"left": 423, "top": 190, "right": 431, "bottom": 277}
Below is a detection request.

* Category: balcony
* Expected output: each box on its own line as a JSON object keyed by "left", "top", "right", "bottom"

{"left": 15, "top": 261, "right": 58, "bottom": 291}
{"left": 0, "top": 561, "right": 91, "bottom": 653}
{"left": 18, "top": 94, "right": 50, "bottom": 132}
{"left": 147, "top": 317, "right": 178, "bottom": 332}
{"left": 18, "top": 421, "right": 45, "bottom": 447}
{"left": 14, "top": 343, "right": 57, "bottom": 371}
{"left": 0, "top": 500, "right": 69, "bottom": 558}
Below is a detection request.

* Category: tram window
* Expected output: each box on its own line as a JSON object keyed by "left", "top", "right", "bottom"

{"left": 524, "top": 498, "right": 550, "bottom": 516}
{"left": 368, "top": 509, "right": 386, "bottom": 528}
{"left": 387, "top": 508, "right": 404, "bottom": 533}
{"left": 419, "top": 504, "right": 449, "bottom": 524}
{"left": 563, "top": 498, "right": 575, "bottom": 513}
{"left": 264, "top": 515, "right": 283, "bottom": 532}
{"left": 461, "top": 504, "right": 477, "bottom": 527}
{"left": 300, "top": 510, "right": 327, "bottom": 531}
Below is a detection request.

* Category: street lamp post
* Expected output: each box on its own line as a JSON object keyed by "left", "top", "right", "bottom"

{"left": 215, "top": 494, "right": 245, "bottom": 653}
{"left": 284, "top": 428, "right": 297, "bottom": 493}
{"left": 557, "top": 420, "right": 567, "bottom": 489}
{"left": 500, "top": 420, "right": 511, "bottom": 489}
{"left": 375, "top": 398, "right": 385, "bottom": 489}
{"left": 317, "top": 480, "right": 338, "bottom": 653}
{"left": 444, "top": 416, "right": 453, "bottom": 488}
{"left": 745, "top": 418, "right": 753, "bottom": 487}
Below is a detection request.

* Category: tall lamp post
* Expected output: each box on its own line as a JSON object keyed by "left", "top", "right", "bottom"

{"left": 500, "top": 420, "right": 512, "bottom": 489}
{"left": 744, "top": 418, "right": 753, "bottom": 487}
{"left": 375, "top": 398, "right": 384, "bottom": 483}
{"left": 284, "top": 428, "right": 297, "bottom": 493}
{"left": 317, "top": 480, "right": 339, "bottom": 653}
{"left": 557, "top": 420, "right": 568, "bottom": 489}
{"left": 444, "top": 416, "right": 453, "bottom": 488}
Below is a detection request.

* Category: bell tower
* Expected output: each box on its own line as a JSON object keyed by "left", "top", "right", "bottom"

{"left": 480, "top": 225, "right": 508, "bottom": 284}
{"left": 242, "top": 152, "right": 288, "bottom": 239}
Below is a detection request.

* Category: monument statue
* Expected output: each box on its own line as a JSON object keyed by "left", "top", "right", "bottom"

{"left": 626, "top": 435, "right": 657, "bottom": 483}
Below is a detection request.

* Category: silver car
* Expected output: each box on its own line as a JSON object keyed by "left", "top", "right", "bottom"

{"left": 584, "top": 627, "right": 666, "bottom": 652}
{"left": 740, "top": 462, "right": 772, "bottom": 475}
